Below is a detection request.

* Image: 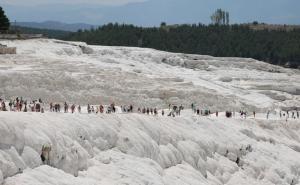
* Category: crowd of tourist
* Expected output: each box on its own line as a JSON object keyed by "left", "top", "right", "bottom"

{"left": 0, "top": 97, "right": 299, "bottom": 120}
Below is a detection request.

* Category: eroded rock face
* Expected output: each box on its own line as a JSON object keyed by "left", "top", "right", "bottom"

{"left": 0, "top": 111, "right": 300, "bottom": 185}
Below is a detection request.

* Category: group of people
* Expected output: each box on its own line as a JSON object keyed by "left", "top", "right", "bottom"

{"left": 167, "top": 104, "right": 184, "bottom": 117}
{"left": 1, "top": 97, "right": 299, "bottom": 121}
{"left": 0, "top": 97, "right": 174, "bottom": 117}
{"left": 137, "top": 107, "right": 159, "bottom": 115}
{"left": 49, "top": 102, "right": 116, "bottom": 114}
{"left": 279, "top": 110, "right": 299, "bottom": 120}
{"left": 135, "top": 104, "right": 184, "bottom": 117}
{"left": 86, "top": 103, "right": 116, "bottom": 114}
{"left": 191, "top": 103, "right": 299, "bottom": 121}
{"left": 0, "top": 97, "right": 45, "bottom": 113}
{"left": 121, "top": 105, "right": 134, "bottom": 113}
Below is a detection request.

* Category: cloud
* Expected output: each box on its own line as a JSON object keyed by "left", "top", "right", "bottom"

{"left": 1, "top": 0, "right": 147, "bottom": 6}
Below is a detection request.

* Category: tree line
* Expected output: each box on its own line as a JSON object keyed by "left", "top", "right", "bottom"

{"left": 65, "top": 23, "right": 300, "bottom": 69}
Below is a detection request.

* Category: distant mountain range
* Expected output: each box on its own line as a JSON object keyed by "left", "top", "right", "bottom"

{"left": 15, "top": 21, "right": 97, "bottom": 32}
{"left": 11, "top": 26, "right": 71, "bottom": 39}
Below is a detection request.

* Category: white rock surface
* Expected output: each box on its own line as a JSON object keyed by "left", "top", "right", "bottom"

{"left": 0, "top": 39, "right": 299, "bottom": 111}
{"left": 0, "top": 111, "right": 299, "bottom": 185}
{"left": 0, "top": 39, "right": 299, "bottom": 185}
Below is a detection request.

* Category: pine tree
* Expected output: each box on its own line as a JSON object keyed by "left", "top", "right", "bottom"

{"left": 0, "top": 6, "right": 10, "bottom": 31}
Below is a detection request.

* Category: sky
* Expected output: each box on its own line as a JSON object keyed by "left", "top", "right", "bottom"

{"left": 1, "top": 0, "right": 300, "bottom": 26}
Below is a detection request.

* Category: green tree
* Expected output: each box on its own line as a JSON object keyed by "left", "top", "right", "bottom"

{"left": 160, "top": 22, "right": 167, "bottom": 27}
{"left": 210, "top": 9, "right": 229, "bottom": 25}
{"left": 0, "top": 6, "right": 10, "bottom": 31}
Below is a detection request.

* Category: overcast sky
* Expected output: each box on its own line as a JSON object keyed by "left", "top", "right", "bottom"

{"left": 1, "top": 0, "right": 299, "bottom": 26}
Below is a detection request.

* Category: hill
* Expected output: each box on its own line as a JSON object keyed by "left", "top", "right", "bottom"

{"left": 10, "top": 26, "right": 71, "bottom": 39}
{"left": 0, "top": 39, "right": 299, "bottom": 185}
{"left": 15, "top": 21, "right": 95, "bottom": 32}
{"left": 0, "top": 38, "right": 299, "bottom": 112}
{"left": 65, "top": 23, "right": 300, "bottom": 69}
